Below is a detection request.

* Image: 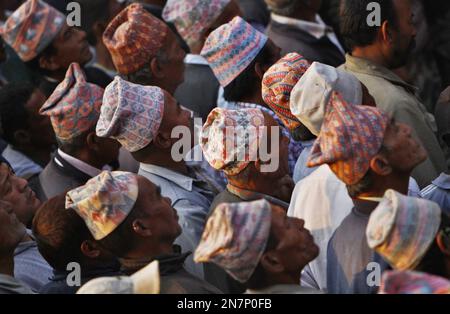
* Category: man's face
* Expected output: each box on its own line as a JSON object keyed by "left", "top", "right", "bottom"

{"left": 159, "top": 90, "right": 193, "bottom": 144}
{"left": 159, "top": 30, "right": 186, "bottom": 94}
{"left": 136, "top": 176, "right": 182, "bottom": 242}
{"left": 25, "top": 89, "right": 56, "bottom": 148}
{"left": 0, "top": 163, "right": 41, "bottom": 227}
{"left": 0, "top": 200, "right": 26, "bottom": 254}
{"left": 47, "top": 24, "right": 93, "bottom": 71}
{"left": 389, "top": 0, "right": 417, "bottom": 67}
{"left": 381, "top": 118, "right": 427, "bottom": 172}
{"left": 268, "top": 205, "right": 319, "bottom": 274}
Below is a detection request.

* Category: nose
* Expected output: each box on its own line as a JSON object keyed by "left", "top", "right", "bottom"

{"left": 76, "top": 28, "right": 87, "bottom": 41}
{"left": 16, "top": 176, "right": 29, "bottom": 192}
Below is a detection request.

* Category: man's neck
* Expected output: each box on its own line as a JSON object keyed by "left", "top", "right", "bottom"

{"left": 355, "top": 174, "right": 410, "bottom": 215}
{"left": 122, "top": 241, "right": 174, "bottom": 262}
{"left": 0, "top": 254, "right": 15, "bottom": 277}
{"left": 288, "top": 10, "right": 316, "bottom": 23}
{"left": 228, "top": 175, "right": 293, "bottom": 203}
{"left": 351, "top": 47, "right": 390, "bottom": 69}
{"left": 140, "top": 151, "right": 189, "bottom": 176}
{"left": 67, "top": 149, "right": 104, "bottom": 170}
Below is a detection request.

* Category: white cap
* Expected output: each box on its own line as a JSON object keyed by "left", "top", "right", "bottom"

{"left": 77, "top": 260, "right": 160, "bottom": 294}
{"left": 290, "top": 62, "right": 363, "bottom": 136}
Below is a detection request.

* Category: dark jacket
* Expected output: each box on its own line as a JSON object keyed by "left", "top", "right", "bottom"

{"left": 29, "top": 150, "right": 93, "bottom": 202}
{"left": 266, "top": 20, "right": 345, "bottom": 67}
{"left": 120, "top": 246, "right": 223, "bottom": 294}
{"left": 174, "top": 62, "right": 220, "bottom": 121}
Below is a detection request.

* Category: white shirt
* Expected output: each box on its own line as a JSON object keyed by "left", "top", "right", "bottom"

{"left": 184, "top": 54, "right": 209, "bottom": 66}
{"left": 270, "top": 13, "right": 345, "bottom": 55}
{"left": 288, "top": 165, "right": 353, "bottom": 292}
{"left": 288, "top": 164, "right": 423, "bottom": 292}
{"left": 1, "top": 145, "right": 43, "bottom": 179}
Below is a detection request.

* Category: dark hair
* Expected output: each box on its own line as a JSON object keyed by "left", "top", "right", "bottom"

{"left": 32, "top": 194, "right": 94, "bottom": 271}
{"left": 98, "top": 206, "right": 143, "bottom": 257}
{"left": 24, "top": 43, "right": 58, "bottom": 76}
{"left": 416, "top": 213, "right": 450, "bottom": 277}
{"left": 223, "top": 43, "right": 277, "bottom": 102}
{"left": 0, "top": 83, "right": 35, "bottom": 144}
{"left": 346, "top": 144, "right": 390, "bottom": 198}
{"left": 56, "top": 126, "right": 94, "bottom": 155}
{"left": 245, "top": 224, "right": 278, "bottom": 290}
{"left": 340, "top": 0, "right": 397, "bottom": 50}
{"left": 76, "top": 0, "right": 111, "bottom": 45}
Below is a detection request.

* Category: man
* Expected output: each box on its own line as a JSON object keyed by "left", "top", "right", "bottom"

{"left": 66, "top": 171, "right": 222, "bottom": 294}
{"left": 0, "top": 200, "right": 32, "bottom": 294}
{"left": 96, "top": 77, "right": 223, "bottom": 279}
{"left": 262, "top": 58, "right": 371, "bottom": 292}
{"left": 34, "top": 63, "right": 120, "bottom": 201}
{"left": 200, "top": 107, "right": 293, "bottom": 293}
{"left": 264, "top": 0, "right": 345, "bottom": 66}
{"left": 32, "top": 194, "right": 121, "bottom": 294}
{"left": 163, "top": 0, "right": 241, "bottom": 120}
{"left": 262, "top": 52, "right": 313, "bottom": 182}
{"left": 202, "top": 108, "right": 293, "bottom": 208}
{"left": 202, "top": 17, "right": 303, "bottom": 176}
{"left": 0, "top": 162, "right": 53, "bottom": 292}
{"left": 367, "top": 189, "right": 450, "bottom": 280}
{"left": 0, "top": 0, "right": 109, "bottom": 97}
{"left": 339, "top": 0, "right": 447, "bottom": 188}
{"left": 103, "top": 3, "right": 186, "bottom": 95}
{"left": 0, "top": 84, "right": 55, "bottom": 179}
{"left": 77, "top": 0, "right": 127, "bottom": 79}
{"left": 307, "top": 92, "right": 428, "bottom": 294}
{"left": 195, "top": 199, "right": 321, "bottom": 294}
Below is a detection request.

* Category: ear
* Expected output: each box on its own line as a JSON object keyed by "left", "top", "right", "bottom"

{"left": 380, "top": 20, "right": 393, "bottom": 44}
{"left": 86, "top": 132, "right": 99, "bottom": 150}
{"left": 369, "top": 154, "right": 392, "bottom": 176}
{"left": 149, "top": 57, "right": 164, "bottom": 79}
{"left": 132, "top": 219, "right": 152, "bottom": 237}
{"left": 259, "top": 251, "right": 284, "bottom": 274}
{"left": 153, "top": 131, "right": 172, "bottom": 150}
{"left": 436, "top": 231, "right": 450, "bottom": 256}
{"left": 13, "top": 130, "right": 32, "bottom": 145}
{"left": 80, "top": 240, "right": 101, "bottom": 258}
{"left": 38, "top": 54, "right": 60, "bottom": 72}
{"left": 254, "top": 62, "right": 266, "bottom": 81}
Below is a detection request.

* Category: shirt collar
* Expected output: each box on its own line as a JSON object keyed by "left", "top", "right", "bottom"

{"left": 184, "top": 54, "right": 209, "bottom": 66}
{"left": 344, "top": 54, "right": 419, "bottom": 92}
{"left": 432, "top": 173, "right": 450, "bottom": 190}
{"left": 139, "top": 163, "right": 195, "bottom": 192}
{"left": 270, "top": 13, "right": 332, "bottom": 40}
{"left": 56, "top": 149, "right": 102, "bottom": 178}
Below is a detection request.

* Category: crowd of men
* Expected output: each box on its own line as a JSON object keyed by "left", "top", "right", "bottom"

{"left": 0, "top": 0, "right": 449, "bottom": 294}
